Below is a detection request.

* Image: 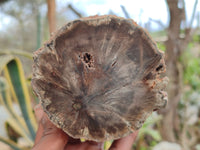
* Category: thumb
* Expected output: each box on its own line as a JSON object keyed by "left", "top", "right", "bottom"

{"left": 32, "top": 105, "right": 68, "bottom": 150}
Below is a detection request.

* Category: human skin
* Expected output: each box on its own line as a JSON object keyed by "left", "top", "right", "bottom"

{"left": 32, "top": 104, "right": 138, "bottom": 150}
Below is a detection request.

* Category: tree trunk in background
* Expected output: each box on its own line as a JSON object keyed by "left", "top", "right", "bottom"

{"left": 47, "top": 0, "right": 56, "bottom": 34}
{"left": 36, "top": 9, "right": 41, "bottom": 49}
{"left": 160, "top": 0, "right": 194, "bottom": 142}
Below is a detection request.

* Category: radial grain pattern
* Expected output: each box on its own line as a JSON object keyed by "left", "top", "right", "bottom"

{"left": 32, "top": 15, "right": 168, "bottom": 142}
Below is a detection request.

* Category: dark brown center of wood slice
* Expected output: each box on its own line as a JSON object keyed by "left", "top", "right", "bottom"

{"left": 72, "top": 102, "right": 82, "bottom": 111}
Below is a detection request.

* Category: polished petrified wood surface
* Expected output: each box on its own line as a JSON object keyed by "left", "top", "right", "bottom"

{"left": 32, "top": 15, "right": 168, "bottom": 142}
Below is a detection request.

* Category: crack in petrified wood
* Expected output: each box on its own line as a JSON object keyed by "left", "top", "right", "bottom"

{"left": 32, "top": 15, "right": 168, "bottom": 142}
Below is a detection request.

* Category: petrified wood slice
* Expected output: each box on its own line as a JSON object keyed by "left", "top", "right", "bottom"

{"left": 32, "top": 15, "right": 168, "bottom": 142}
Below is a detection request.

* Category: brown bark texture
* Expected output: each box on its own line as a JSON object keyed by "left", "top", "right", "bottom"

{"left": 47, "top": 0, "right": 56, "bottom": 34}
{"left": 160, "top": 0, "right": 195, "bottom": 142}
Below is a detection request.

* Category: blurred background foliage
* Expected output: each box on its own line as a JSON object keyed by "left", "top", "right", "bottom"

{"left": 0, "top": 0, "right": 200, "bottom": 150}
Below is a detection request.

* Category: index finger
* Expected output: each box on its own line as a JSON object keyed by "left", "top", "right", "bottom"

{"left": 109, "top": 131, "right": 138, "bottom": 150}
{"left": 34, "top": 104, "right": 45, "bottom": 144}
{"left": 32, "top": 104, "right": 69, "bottom": 150}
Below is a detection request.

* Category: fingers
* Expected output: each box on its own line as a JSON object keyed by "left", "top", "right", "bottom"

{"left": 82, "top": 141, "right": 103, "bottom": 150}
{"left": 32, "top": 128, "right": 68, "bottom": 150}
{"left": 34, "top": 104, "right": 44, "bottom": 122}
{"left": 34, "top": 104, "right": 45, "bottom": 144}
{"left": 65, "top": 140, "right": 103, "bottom": 150}
{"left": 109, "top": 131, "right": 138, "bottom": 150}
{"left": 67, "top": 137, "right": 81, "bottom": 144}
{"left": 32, "top": 104, "right": 69, "bottom": 150}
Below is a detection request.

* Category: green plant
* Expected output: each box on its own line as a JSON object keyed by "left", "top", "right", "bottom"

{"left": 181, "top": 50, "right": 200, "bottom": 91}
{"left": 0, "top": 53, "right": 37, "bottom": 150}
{"left": 133, "top": 113, "right": 162, "bottom": 150}
{"left": 157, "top": 42, "right": 166, "bottom": 52}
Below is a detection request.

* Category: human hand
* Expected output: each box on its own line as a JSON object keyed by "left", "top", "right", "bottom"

{"left": 32, "top": 104, "right": 138, "bottom": 150}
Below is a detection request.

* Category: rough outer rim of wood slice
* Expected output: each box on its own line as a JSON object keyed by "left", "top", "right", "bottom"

{"left": 32, "top": 15, "right": 168, "bottom": 142}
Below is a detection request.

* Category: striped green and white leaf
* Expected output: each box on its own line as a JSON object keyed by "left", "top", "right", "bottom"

{"left": 0, "top": 54, "right": 37, "bottom": 149}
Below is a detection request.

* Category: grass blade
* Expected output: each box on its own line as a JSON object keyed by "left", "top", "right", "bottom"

{"left": 7, "top": 118, "right": 34, "bottom": 145}
{"left": 0, "top": 77, "right": 33, "bottom": 144}
{"left": 0, "top": 49, "right": 32, "bottom": 59}
{"left": 0, "top": 136, "right": 23, "bottom": 150}
{"left": 0, "top": 55, "right": 15, "bottom": 73}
